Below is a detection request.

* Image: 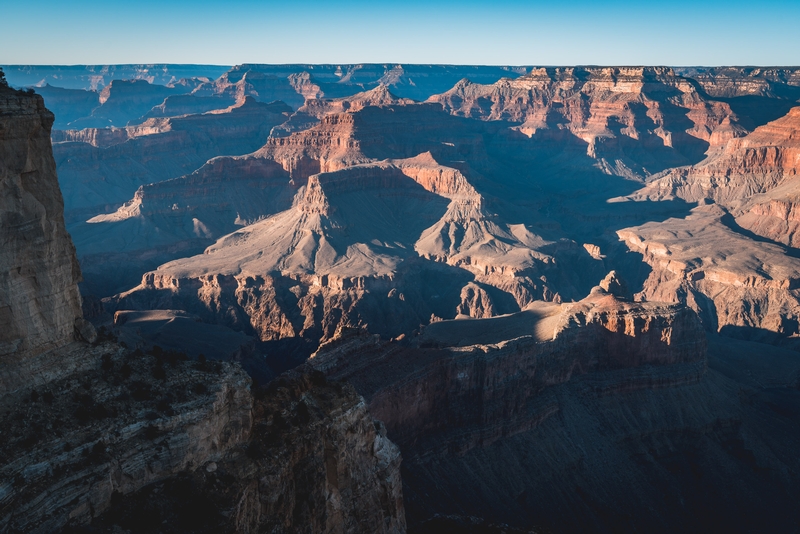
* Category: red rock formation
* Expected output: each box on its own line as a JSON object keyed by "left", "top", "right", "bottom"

{"left": 429, "top": 67, "right": 745, "bottom": 175}
{"left": 618, "top": 204, "right": 800, "bottom": 336}
{"left": 272, "top": 85, "right": 416, "bottom": 137}
{"left": 312, "top": 288, "right": 707, "bottom": 455}
{"left": 629, "top": 106, "right": 800, "bottom": 206}
{"left": 674, "top": 67, "right": 800, "bottom": 98}
{"left": 0, "top": 73, "right": 406, "bottom": 534}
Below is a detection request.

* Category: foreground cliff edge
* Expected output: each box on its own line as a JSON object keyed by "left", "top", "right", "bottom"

{"left": 0, "top": 72, "right": 405, "bottom": 533}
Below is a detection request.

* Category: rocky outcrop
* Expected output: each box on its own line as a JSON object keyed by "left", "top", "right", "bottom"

{"left": 130, "top": 94, "right": 237, "bottom": 123}
{"left": 617, "top": 203, "right": 800, "bottom": 338}
{"left": 429, "top": 67, "right": 745, "bottom": 176}
{"left": 0, "top": 81, "right": 84, "bottom": 366}
{"left": 55, "top": 96, "right": 291, "bottom": 227}
{"left": 307, "top": 286, "right": 800, "bottom": 532}
{"left": 308, "top": 288, "right": 740, "bottom": 530}
{"left": 70, "top": 143, "right": 295, "bottom": 296}
{"left": 312, "top": 288, "right": 707, "bottom": 451}
{"left": 1, "top": 65, "right": 230, "bottom": 91}
{"left": 189, "top": 64, "right": 527, "bottom": 108}
{"left": 0, "top": 347, "right": 406, "bottom": 534}
{"left": 674, "top": 67, "right": 800, "bottom": 99}
{"left": 271, "top": 85, "right": 416, "bottom": 137}
{"left": 30, "top": 84, "right": 100, "bottom": 129}
{"left": 83, "top": 365, "right": 405, "bottom": 534}
{"left": 614, "top": 106, "right": 800, "bottom": 338}
{"left": 0, "top": 343, "right": 253, "bottom": 533}
{"left": 110, "top": 149, "right": 605, "bottom": 346}
{"left": 629, "top": 106, "right": 800, "bottom": 207}
{"left": 66, "top": 79, "right": 186, "bottom": 128}
{"left": 0, "top": 71, "right": 407, "bottom": 533}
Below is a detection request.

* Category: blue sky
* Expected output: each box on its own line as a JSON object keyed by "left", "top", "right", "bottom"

{"left": 2, "top": 0, "right": 798, "bottom": 65}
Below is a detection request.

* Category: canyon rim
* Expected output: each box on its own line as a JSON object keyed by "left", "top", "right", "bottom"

{"left": 2, "top": 12, "right": 800, "bottom": 531}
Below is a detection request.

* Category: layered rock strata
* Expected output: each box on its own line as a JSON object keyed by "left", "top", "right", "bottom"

{"left": 55, "top": 97, "right": 291, "bottom": 226}
{"left": 629, "top": 106, "right": 800, "bottom": 207}
{"left": 429, "top": 67, "right": 745, "bottom": 176}
{"left": 615, "top": 106, "right": 800, "bottom": 338}
{"left": 72, "top": 154, "right": 295, "bottom": 296}
{"left": 190, "top": 64, "right": 527, "bottom": 107}
{"left": 311, "top": 288, "right": 708, "bottom": 456}
{"left": 310, "top": 287, "right": 800, "bottom": 532}
{"left": 0, "top": 350, "right": 406, "bottom": 534}
{"left": 0, "top": 71, "right": 407, "bottom": 534}
{"left": 308, "top": 288, "right": 750, "bottom": 531}
{"left": 617, "top": 204, "right": 800, "bottom": 339}
{"left": 83, "top": 365, "right": 405, "bottom": 534}
{"left": 0, "top": 81, "right": 84, "bottom": 365}
{"left": 0, "top": 344, "right": 252, "bottom": 533}
{"left": 111, "top": 150, "right": 603, "bottom": 347}
{"left": 1, "top": 64, "right": 230, "bottom": 91}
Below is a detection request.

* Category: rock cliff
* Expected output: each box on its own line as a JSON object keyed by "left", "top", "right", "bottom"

{"left": 617, "top": 203, "right": 800, "bottom": 340}
{"left": 83, "top": 365, "right": 405, "bottom": 534}
{"left": 310, "top": 288, "right": 800, "bottom": 532}
{"left": 0, "top": 80, "right": 84, "bottom": 367}
{"left": 54, "top": 97, "right": 292, "bottom": 296}
{"left": 0, "top": 71, "right": 407, "bottom": 534}
{"left": 629, "top": 105, "right": 800, "bottom": 207}
{"left": 312, "top": 288, "right": 708, "bottom": 456}
{"left": 614, "top": 105, "right": 800, "bottom": 339}
{"left": 55, "top": 96, "right": 291, "bottom": 226}
{"left": 110, "top": 147, "right": 604, "bottom": 348}
{"left": 429, "top": 67, "right": 744, "bottom": 176}
{"left": 0, "top": 347, "right": 405, "bottom": 534}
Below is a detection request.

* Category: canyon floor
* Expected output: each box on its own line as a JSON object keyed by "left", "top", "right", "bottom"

{"left": 2, "top": 64, "right": 800, "bottom": 532}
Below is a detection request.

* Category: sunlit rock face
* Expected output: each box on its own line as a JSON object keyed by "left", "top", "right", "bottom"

{"left": 617, "top": 106, "right": 800, "bottom": 339}
{"left": 0, "top": 80, "right": 84, "bottom": 368}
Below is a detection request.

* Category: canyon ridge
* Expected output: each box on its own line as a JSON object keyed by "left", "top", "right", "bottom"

{"left": 1, "top": 63, "right": 800, "bottom": 532}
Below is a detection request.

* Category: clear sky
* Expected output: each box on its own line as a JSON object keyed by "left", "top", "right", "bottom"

{"left": 2, "top": 0, "right": 798, "bottom": 66}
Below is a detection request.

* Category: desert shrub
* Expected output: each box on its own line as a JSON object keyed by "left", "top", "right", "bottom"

{"left": 120, "top": 363, "right": 132, "bottom": 379}
{"left": 245, "top": 441, "right": 263, "bottom": 459}
{"left": 310, "top": 370, "right": 327, "bottom": 387}
{"left": 152, "top": 363, "right": 166, "bottom": 380}
{"left": 294, "top": 401, "right": 311, "bottom": 425}
{"left": 130, "top": 381, "right": 152, "bottom": 402}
